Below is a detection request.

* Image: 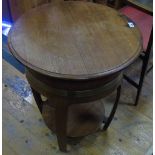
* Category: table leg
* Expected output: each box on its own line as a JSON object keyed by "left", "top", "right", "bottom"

{"left": 31, "top": 87, "right": 43, "bottom": 113}
{"left": 54, "top": 100, "right": 69, "bottom": 152}
{"left": 103, "top": 85, "right": 121, "bottom": 130}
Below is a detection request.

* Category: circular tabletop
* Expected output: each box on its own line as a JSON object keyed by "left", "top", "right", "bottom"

{"left": 8, "top": 1, "right": 142, "bottom": 80}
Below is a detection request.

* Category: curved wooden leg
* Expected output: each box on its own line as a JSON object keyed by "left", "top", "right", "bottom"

{"left": 31, "top": 87, "right": 43, "bottom": 113}
{"left": 103, "top": 85, "right": 121, "bottom": 130}
{"left": 54, "top": 99, "right": 69, "bottom": 152}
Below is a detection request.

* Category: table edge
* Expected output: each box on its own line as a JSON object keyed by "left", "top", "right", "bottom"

{"left": 8, "top": 36, "right": 142, "bottom": 80}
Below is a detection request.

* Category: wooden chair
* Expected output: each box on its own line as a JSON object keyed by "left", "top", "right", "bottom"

{"left": 115, "top": 0, "right": 153, "bottom": 105}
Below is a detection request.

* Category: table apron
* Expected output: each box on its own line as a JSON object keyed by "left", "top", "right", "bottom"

{"left": 26, "top": 69, "right": 122, "bottom": 102}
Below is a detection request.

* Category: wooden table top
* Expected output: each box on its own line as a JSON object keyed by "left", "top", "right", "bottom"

{"left": 8, "top": 1, "right": 142, "bottom": 80}
{"left": 127, "top": 0, "right": 153, "bottom": 14}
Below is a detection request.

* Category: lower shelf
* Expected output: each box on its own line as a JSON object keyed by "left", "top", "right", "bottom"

{"left": 42, "top": 100, "right": 105, "bottom": 137}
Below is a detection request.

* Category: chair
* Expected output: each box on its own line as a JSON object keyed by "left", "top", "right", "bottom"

{"left": 115, "top": 0, "right": 153, "bottom": 106}
{"left": 93, "top": 0, "right": 153, "bottom": 105}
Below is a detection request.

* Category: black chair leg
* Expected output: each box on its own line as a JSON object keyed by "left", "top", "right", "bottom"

{"left": 146, "top": 65, "right": 153, "bottom": 74}
{"left": 103, "top": 85, "right": 121, "bottom": 130}
{"left": 134, "top": 55, "right": 149, "bottom": 106}
{"left": 123, "top": 28, "right": 152, "bottom": 106}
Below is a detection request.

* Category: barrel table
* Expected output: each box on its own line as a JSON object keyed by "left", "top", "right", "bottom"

{"left": 8, "top": 1, "right": 142, "bottom": 152}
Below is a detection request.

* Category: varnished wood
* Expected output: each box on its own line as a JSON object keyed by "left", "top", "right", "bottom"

{"left": 54, "top": 99, "right": 69, "bottom": 152}
{"left": 7, "top": 1, "right": 143, "bottom": 152}
{"left": 42, "top": 100, "right": 105, "bottom": 137}
{"left": 8, "top": 0, "right": 50, "bottom": 21}
{"left": 8, "top": 1, "right": 142, "bottom": 80}
{"left": 31, "top": 87, "right": 43, "bottom": 113}
{"left": 103, "top": 85, "right": 121, "bottom": 130}
{"left": 41, "top": 86, "right": 121, "bottom": 137}
{"left": 26, "top": 68, "right": 122, "bottom": 103}
{"left": 2, "top": 60, "right": 153, "bottom": 154}
{"left": 26, "top": 67, "right": 122, "bottom": 151}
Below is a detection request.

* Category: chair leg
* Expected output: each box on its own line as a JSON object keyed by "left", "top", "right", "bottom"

{"left": 146, "top": 65, "right": 153, "bottom": 74}
{"left": 134, "top": 56, "right": 149, "bottom": 106}
{"left": 31, "top": 87, "right": 43, "bottom": 113}
{"left": 55, "top": 100, "right": 68, "bottom": 152}
{"left": 135, "top": 28, "right": 152, "bottom": 106}
{"left": 103, "top": 85, "right": 121, "bottom": 130}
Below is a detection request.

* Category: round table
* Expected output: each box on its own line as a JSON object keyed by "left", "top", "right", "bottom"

{"left": 8, "top": 1, "right": 142, "bottom": 152}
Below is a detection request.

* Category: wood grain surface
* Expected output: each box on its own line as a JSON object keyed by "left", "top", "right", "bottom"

{"left": 8, "top": 1, "right": 142, "bottom": 79}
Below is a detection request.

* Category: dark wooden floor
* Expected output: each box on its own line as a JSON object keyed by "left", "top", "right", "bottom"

{"left": 3, "top": 57, "right": 152, "bottom": 154}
